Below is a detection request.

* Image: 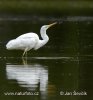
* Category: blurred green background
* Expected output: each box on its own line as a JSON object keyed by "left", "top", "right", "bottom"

{"left": 0, "top": 0, "right": 93, "bottom": 15}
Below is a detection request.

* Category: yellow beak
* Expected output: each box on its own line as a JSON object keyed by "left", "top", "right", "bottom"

{"left": 48, "top": 22, "right": 57, "bottom": 28}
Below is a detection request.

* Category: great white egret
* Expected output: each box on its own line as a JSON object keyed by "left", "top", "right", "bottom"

{"left": 6, "top": 22, "right": 57, "bottom": 57}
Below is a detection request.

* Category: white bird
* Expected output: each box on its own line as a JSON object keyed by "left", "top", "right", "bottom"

{"left": 6, "top": 22, "right": 57, "bottom": 57}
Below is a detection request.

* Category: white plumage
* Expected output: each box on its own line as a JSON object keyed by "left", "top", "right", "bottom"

{"left": 6, "top": 22, "right": 57, "bottom": 57}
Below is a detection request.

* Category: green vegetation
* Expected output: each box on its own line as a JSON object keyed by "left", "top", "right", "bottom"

{"left": 0, "top": 1, "right": 93, "bottom": 15}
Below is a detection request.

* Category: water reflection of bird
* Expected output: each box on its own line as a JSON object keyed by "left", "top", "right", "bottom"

{"left": 6, "top": 64, "right": 48, "bottom": 92}
{"left": 6, "top": 22, "right": 57, "bottom": 57}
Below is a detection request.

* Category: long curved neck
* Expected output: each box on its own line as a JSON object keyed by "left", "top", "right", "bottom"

{"left": 34, "top": 28, "right": 49, "bottom": 50}
{"left": 40, "top": 28, "right": 49, "bottom": 46}
{"left": 40, "top": 28, "right": 49, "bottom": 42}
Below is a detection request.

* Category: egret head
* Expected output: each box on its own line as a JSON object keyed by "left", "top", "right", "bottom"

{"left": 40, "top": 22, "right": 57, "bottom": 32}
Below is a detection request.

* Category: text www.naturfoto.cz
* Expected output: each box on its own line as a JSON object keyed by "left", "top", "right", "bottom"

{"left": 4, "top": 91, "right": 39, "bottom": 95}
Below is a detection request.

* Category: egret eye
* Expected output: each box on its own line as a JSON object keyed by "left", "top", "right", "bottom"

{"left": 44, "top": 26, "right": 47, "bottom": 28}
{"left": 45, "top": 25, "right": 49, "bottom": 29}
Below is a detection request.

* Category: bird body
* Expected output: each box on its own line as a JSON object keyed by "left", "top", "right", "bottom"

{"left": 6, "top": 33, "right": 40, "bottom": 51}
{"left": 6, "top": 22, "right": 57, "bottom": 57}
{"left": 16, "top": 33, "right": 40, "bottom": 50}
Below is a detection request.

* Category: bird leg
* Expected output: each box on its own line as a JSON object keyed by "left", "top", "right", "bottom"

{"left": 22, "top": 48, "right": 28, "bottom": 57}
{"left": 22, "top": 49, "right": 28, "bottom": 64}
{"left": 22, "top": 50, "right": 26, "bottom": 58}
{"left": 25, "top": 51, "right": 27, "bottom": 63}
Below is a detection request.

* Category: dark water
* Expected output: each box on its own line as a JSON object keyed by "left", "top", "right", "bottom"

{"left": 0, "top": 15, "right": 93, "bottom": 100}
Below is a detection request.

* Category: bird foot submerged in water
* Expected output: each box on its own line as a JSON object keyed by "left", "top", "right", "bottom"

{"left": 22, "top": 57, "right": 28, "bottom": 65}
